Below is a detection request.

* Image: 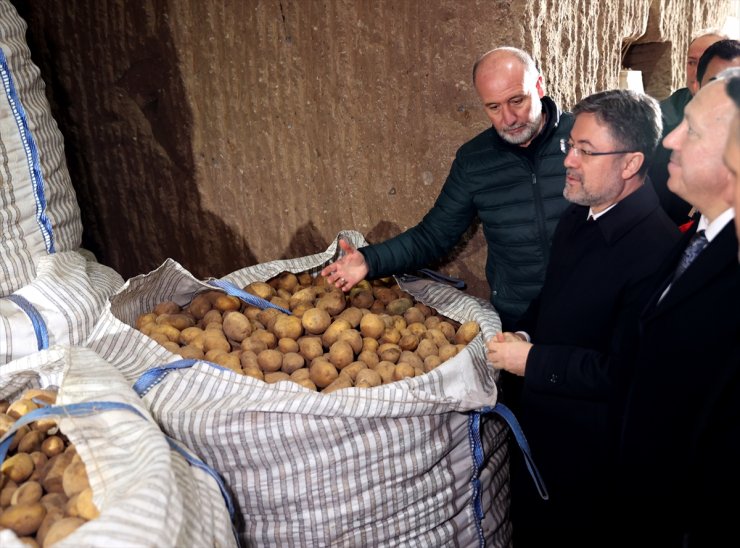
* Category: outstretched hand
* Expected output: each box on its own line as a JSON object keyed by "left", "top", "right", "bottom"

{"left": 320, "top": 238, "right": 369, "bottom": 292}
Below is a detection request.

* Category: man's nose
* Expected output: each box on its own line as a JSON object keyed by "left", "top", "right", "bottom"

{"left": 502, "top": 105, "right": 517, "bottom": 126}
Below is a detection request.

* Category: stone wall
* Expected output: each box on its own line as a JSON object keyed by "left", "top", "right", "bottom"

{"left": 11, "top": 0, "right": 736, "bottom": 299}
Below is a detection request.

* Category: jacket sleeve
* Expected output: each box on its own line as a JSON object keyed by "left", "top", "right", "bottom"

{"left": 522, "top": 272, "right": 659, "bottom": 401}
{"left": 360, "top": 155, "right": 476, "bottom": 278}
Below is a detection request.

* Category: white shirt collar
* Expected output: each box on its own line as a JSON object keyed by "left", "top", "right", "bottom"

{"left": 696, "top": 208, "right": 735, "bottom": 242}
{"left": 588, "top": 203, "right": 618, "bottom": 221}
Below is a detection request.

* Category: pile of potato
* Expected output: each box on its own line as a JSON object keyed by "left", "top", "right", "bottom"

{"left": 0, "top": 390, "right": 99, "bottom": 547}
{"left": 135, "top": 272, "right": 480, "bottom": 392}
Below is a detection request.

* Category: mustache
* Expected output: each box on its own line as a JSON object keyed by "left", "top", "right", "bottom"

{"left": 566, "top": 169, "right": 582, "bottom": 182}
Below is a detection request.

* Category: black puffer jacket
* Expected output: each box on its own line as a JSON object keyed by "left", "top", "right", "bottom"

{"left": 360, "top": 97, "right": 573, "bottom": 329}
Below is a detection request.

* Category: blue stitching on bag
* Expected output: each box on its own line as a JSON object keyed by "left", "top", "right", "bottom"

{"left": 208, "top": 279, "right": 291, "bottom": 313}
{"left": 4, "top": 294, "right": 49, "bottom": 350}
{"left": 467, "top": 411, "right": 486, "bottom": 548}
{"left": 0, "top": 47, "right": 55, "bottom": 253}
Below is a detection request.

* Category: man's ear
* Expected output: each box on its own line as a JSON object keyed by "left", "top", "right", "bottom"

{"left": 622, "top": 152, "right": 644, "bottom": 180}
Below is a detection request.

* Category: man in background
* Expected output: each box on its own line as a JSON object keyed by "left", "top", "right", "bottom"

{"left": 697, "top": 38, "right": 740, "bottom": 88}
{"left": 725, "top": 74, "right": 740, "bottom": 252}
{"left": 650, "top": 30, "right": 727, "bottom": 226}
{"left": 618, "top": 68, "right": 740, "bottom": 547}
{"left": 321, "top": 47, "right": 573, "bottom": 332}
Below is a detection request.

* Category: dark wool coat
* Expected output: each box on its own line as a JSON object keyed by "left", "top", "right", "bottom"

{"left": 508, "top": 183, "right": 680, "bottom": 548}
{"left": 360, "top": 97, "right": 573, "bottom": 329}
{"left": 617, "top": 219, "right": 740, "bottom": 548}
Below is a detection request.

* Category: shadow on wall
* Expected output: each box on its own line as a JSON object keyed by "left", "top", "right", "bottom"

{"left": 12, "top": 1, "right": 258, "bottom": 281}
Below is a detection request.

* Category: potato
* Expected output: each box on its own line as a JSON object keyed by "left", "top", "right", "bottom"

{"left": 301, "top": 308, "right": 331, "bottom": 335}
{"left": 349, "top": 288, "right": 374, "bottom": 309}
{"left": 373, "top": 361, "right": 396, "bottom": 384}
{"left": 290, "top": 368, "right": 311, "bottom": 381}
{"left": 360, "top": 314, "right": 385, "bottom": 339}
{"left": 18, "top": 430, "right": 44, "bottom": 454}
{"left": 275, "top": 272, "right": 299, "bottom": 293}
{"left": 41, "top": 451, "right": 75, "bottom": 494}
{"left": 377, "top": 343, "right": 402, "bottom": 364}
{"left": 0, "top": 501, "right": 46, "bottom": 536}
{"left": 156, "top": 313, "right": 195, "bottom": 331}
{"left": 281, "top": 352, "right": 305, "bottom": 374}
{"left": 41, "top": 436, "right": 65, "bottom": 459}
{"left": 379, "top": 328, "right": 401, "bottom": 345}
{"left": 219, "top": 310, "right": 251, "bottom": 342}
{"left": 134, "top": 312, "right": 157, "bottom": 330}
{"left": 354, "top": 368, "right": 381, "bottom": 388}
{"left": 357, "top": 350, "right": 379, "bottom": 368}
{"left": 203, "top": 332, "right": 231, "bottom": 354}
{"left": 0, "top": 412, "right": 16, "bottom": 437}
{"left": 22, "top": 390, "right": 57, "bottom": 406}
{"left": 186, "top": 293, "right": 213, "bottom": 319}
{"left": 393, "top": 362, "right": 416, "bottom": 381}
{"left": 213, "top": 294, "right": 241, "bottom": 313}
{"left": 424, "top": 355, "right": 443, "bottom": 372}
{"left": 338, "top": 361, "right": 367, "bottom": 381}
{"left": 7, "top": 399, "right": 39, "bottom": 419}
{"left": 277, "top": 337, "right": 300, "bottom": 354}
{"left": 298, "top": 336, "right": 324, "bottom": 362}
{"left": 316, "top": 290, "right": 347, "bottom": 316}
{"left": 337, "top": 329, "right": 363, "bottom": 354}
{"left": 175, "top": 345, "right": 205, "bottom": 360}
{"left": 270, "top": 296, "right": 290, "bottom": 310}
{"left": 455, "top": 321, "right": 481, "bottom": 344}
{"left": 0, "top": 479, "right": 18, "bottom": 506}
{"left": 416, "top": 339, "right": 439, "bottom": 360}
{"left": 322, "top": 375, "right": 353, "bottom": 394}
{"left": 2, "top": 453, "right": 35, "bottom": 483}
{"left": 200, "top": 309, "right": 223, "bottom": 327}
{"left": 242, "top": 367, "right": 264, "bottom": 381}
{"left": 244, "top": 281, "right": 276, "bottom": 301}
{"left": 290, "top": 287, "right": 319, "bottom": 310}
{"left": 424, "top": 316, "right": 442, "bottom": 329}
{"left": 36, "top": 506, "right": 64, "bottom": 547}
{"left": 212, "top": 352, "right": 243, "bottom": 373}
{"left": 42, "top": 516, "right": 86, "bottom": 547}
{"left": 399, "top": 351, "right": 424, "bottom": 370}
{"left": 257, "top": 349, "right": 283, "bottom": 373}
{"left": 438, "top": 343, "right": 459, "bottom": 362}
{"left": 425, "top": 328, "right": 449, "bottom": 348}
{"left": 240, "top": 337, "right": 267, "bottom": 354}
{"left": 271, "top": 315, "right": 303, "bottom": 340}
{"left": 372, "top": 286, "right": 395, "bottom": 305}
{"left": 328, "top": 341, "right": 354, "bottom": 370}
{"left": 403, "top": 306, "right": 426, "bottom": 325}
{"left": 398, "top": 333, "right": 420, "bottom": 351}
{"left": 309, "top": 359, "right": 339, "bottom": 388}
{"left": 264, "top": 372, "right": 291, "bottom": 384}
{"left": 336, "top": 307, "right": 363, "bottom": 328}
{"left": 239, "top": 350, "right": 259, "bottom": 370}
{"left": 362, "top": 337, "right": 379, "bottom": 353}
{"left": 386, "top": 297, "right": 413, "bottom": 316}
{"left": 10, "top": 481, "right": 43, "bottom": 506}
{"left": 321, "top": 319, "right": 352, "bottom": 348}
{"left": 251, "top": 329, "right": 277, "bottom": 349}
{"left": 153, "top": 300, "right": 180, "bottom": 315}
{"left": 437, "top": 321, "right": 457, "bottom": 343}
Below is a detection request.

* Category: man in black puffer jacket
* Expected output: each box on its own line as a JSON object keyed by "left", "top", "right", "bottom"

{"left": 321, "top": 46, "right": 572, "bottom": 331}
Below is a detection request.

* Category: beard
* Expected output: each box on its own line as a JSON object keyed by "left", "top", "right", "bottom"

{"left": 497, "top": 113, "right": 543, "bottom": 145}
{"left": 563, "top": 169, "right": 622, "bottom": 207}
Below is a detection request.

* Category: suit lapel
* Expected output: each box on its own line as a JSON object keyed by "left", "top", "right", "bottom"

{"left": 647, "top": 223, "right": 738, "bottom": 317}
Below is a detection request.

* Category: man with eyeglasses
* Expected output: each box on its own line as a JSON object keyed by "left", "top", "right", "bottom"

{"left": 616, "top": 68, "right": 740, "bottom": 548}
{"left": 321, "top": 47, "right": 572, "bottom": 332}
{"left": 486, "top": 89, "right": 680, "bottom": 547}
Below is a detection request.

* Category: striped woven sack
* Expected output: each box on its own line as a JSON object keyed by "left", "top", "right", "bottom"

{"left": 0, "top": 1, "right": 83, "bottom": 296}
{"left": 86, "top": 230, "right": 512, "bottom": 547}
{"left": 0, "top": 250, "right": 124, "bottom": 365}
{"left": 0, "top": 345, "right": 238, "bottom": 547}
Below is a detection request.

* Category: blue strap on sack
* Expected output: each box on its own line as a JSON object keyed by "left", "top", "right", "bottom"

{"left": 469, "top": 403, "right": 548, "bottom": 502}
{"left": 0, "top": 399, "right": 239, "bottom": 541}
{"left": 208, "top": 279, "right": 290, "bottom": 314}
{"left": 132, "top": 359, "right": 199, "bottom": 396}
{"left": 4, "top": 294, "right": 49, "bottom": 350}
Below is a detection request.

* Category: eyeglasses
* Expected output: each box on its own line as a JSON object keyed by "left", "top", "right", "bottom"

{"left": 559, "top": 139, "right": 635, "bottom": 157}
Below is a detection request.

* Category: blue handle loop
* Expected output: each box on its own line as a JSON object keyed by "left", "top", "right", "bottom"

{"left": 132, "top": 359, "right": 199, "bottom": 396}
{"left": 208, "top": 279, "right": 291, "bottom": 314}
{"left": 483, "top": 402, "right": 549, "bottom": 500}
{"left": 0, "top": 399, "right": 239, "bottom": 537}
{"left": 4, "top": 294, "right": 49, "bottom": 350}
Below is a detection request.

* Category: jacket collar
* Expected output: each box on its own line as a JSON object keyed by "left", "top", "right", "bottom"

{"left": 582, "top": 183, "right": 661, "bottom": 245}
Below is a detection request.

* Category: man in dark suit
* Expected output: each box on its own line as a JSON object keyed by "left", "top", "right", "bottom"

{"left": 618, "top": 68, "right": 740, "bottom": 547}
{"left": 486, "top": 89, "right": 680, "bottom": 548}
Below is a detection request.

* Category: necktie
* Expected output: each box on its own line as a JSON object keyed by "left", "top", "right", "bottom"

{"left": 672, "top": 230, "right": 708, "bottom": 282}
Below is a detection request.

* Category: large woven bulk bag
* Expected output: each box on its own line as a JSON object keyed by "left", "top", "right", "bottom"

{"left": 0, "top": 345, "right": 237, "bottom": 547}
{"left": 87, "top": 230, "right": 514, "bottom": 546}
{"left": 0, "top": 250, "right": 124, "bottom": 365}
{"left": 0, "top": 0, "right": 83, "bottom": 296}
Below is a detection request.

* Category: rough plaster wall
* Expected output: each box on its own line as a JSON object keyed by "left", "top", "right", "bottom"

{"left": 11, "top": 0, "right": 736, "bottom": 300}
